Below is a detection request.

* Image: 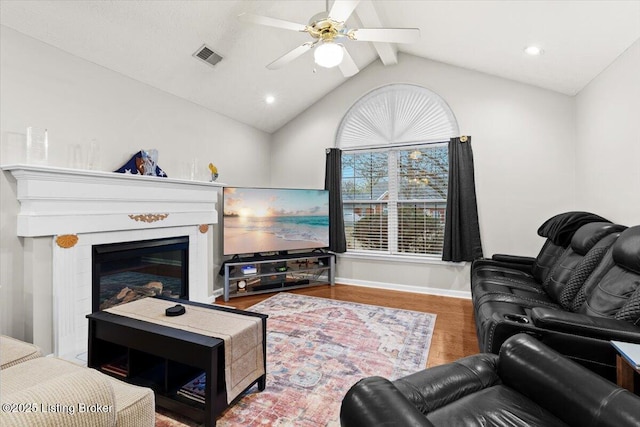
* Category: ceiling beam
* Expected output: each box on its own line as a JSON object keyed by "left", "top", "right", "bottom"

{"left": 354, "top": 0, "right": 398, "bottom": 66}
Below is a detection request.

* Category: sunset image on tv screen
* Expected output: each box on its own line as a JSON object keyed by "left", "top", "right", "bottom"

{"left": 223, "top": 187, "right": 330, "bottom": 255}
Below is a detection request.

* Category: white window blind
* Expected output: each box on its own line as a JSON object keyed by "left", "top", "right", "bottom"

{"left": 342, "top": 143, "right": 448, "bottom": 256}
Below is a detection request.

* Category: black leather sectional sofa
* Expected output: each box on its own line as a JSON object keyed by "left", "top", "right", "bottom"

{"left": 471, "top": 211, "right": 640, "bottom": 380}
{"left": 341, "top": 334, "right": 640, "bottom": 427}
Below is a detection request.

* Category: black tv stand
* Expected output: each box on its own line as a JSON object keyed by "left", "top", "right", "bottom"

{"left": 222, "top": 252, "right": 335, "bottom": 302}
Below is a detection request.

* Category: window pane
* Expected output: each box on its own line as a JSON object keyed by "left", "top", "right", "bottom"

{"left": 344, "top": 202, "right": 388, "bottom": 251}
{"left": 342, "top": 152, "right": 388, "bottom": 201}
{"left": 397, "top": 202, "right": 446, "bottom": 255}
{"left": 397, "top": 146, "right": 448, "bottom": 200}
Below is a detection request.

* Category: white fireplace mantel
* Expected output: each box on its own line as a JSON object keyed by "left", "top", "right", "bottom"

{"left": 2, "top": 164, "right": 222, "bottom": 360}
{"left": 3, "top": 164, "right": 222, "bottom": 237}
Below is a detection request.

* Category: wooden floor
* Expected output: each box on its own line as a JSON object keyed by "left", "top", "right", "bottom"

{"left": 215, "top": 284, "right": 479, "bottom": 368}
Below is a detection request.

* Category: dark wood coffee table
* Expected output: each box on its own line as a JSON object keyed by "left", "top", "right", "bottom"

{"left": 87, "top": 298, "right": 267, "bottom": 426}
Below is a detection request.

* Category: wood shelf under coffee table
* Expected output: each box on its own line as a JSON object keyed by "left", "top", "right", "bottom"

{"left": 87, "top": 298, "right": 267, "bottom": 426}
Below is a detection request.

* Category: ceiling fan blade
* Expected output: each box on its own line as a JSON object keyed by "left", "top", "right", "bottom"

{"left": 351, "top": 28, "right": 420, "bottom": 44}
{"left": 266, "top": 42, "right": 315, "bottom": 70}
{"left": 238, "top": 12, "right": 307, "bottom": 32}
{"left": 329, "top": 0, "right": 361, "bottom": 23}
{"left": 339, "top": 46, "right": 359, "bottom": 77}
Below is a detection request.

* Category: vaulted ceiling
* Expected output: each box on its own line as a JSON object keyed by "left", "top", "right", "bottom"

{"left": 1, "top": 1, "right": 639, "bottom": 133}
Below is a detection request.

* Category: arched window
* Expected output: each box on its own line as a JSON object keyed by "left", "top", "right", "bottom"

{"left": 336, "top": 84, "right": 458, "bottom": 257}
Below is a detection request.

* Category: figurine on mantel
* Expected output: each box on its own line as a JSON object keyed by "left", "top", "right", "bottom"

{"left": 208, "top": 163, "right": 219, "bottom": 182}
{"left": 114, "top": 149, "right": 167, "bottom": 177}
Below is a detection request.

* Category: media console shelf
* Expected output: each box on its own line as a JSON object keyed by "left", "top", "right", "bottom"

{"left": 222, "top": 252, "right": 335, "bottom": 301}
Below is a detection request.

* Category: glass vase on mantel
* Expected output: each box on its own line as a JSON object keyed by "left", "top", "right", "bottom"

{"left": 26, "top": 127, "right": 49, "bottom": 165}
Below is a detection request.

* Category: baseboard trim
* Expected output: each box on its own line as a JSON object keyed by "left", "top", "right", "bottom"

{"left": 336, "top": 277, "right": 471, "bottom": 300}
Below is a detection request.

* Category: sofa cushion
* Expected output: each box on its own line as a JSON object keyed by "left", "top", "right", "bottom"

{"left": 426, "top": 385, "right": 568, "bottom": 427}
{"left": 570, "top": 249, "right": 617, "bottom": 312}
{"left": 612, "top": 225, "right": 640, "bottom": 274}
{"left": 0, "top": 335, "right": 42, "bottom": 369}
{"left": 569, "top": 222, "right": 623, "bottom": 255}
{"left": 545, "top": 230, "right": 622, "bottom": 304}
{"left": 558, "top": 235, "right": 619, "bottom": 310}
{"left": 1, "top": 364, "right": 116, "bottom": 427}
{"left": 579, "top": 226, "right": 640, "bottom": 318}
{"left": 530, "top": 241, "right": 567, "bottom": 283}
{"left": 0, "top": 356, "right": 155, "bottom": 427}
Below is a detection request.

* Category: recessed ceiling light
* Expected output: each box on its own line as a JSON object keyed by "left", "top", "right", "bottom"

{"left": 524, "top": 45, "right": 543, "bottom": 56}
{"left": 265, "top": 95, "right": 275, "bottom": 104}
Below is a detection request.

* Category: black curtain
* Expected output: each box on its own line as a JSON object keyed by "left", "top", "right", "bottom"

{"left": 325, "top": 148, "right": 347, "bottom": 253}
{"left": 443, "top": 136, "right": 483, "bottom": 261}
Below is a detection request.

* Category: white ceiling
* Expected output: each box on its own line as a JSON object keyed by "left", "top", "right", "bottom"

{"left": 1, "top": 1, "right": 639, "bottom": 133}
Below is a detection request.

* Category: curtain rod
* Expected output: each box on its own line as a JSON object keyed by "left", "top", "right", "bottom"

{"left": 329, "top": 135, "right": 469, "bottom": 153}
{"left": 331, "top": 139, "right": 446, "bottom": 153}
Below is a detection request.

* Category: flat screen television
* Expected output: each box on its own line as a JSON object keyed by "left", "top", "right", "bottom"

{"left": 223, "top": 187, "right": 330, "bottom": 256}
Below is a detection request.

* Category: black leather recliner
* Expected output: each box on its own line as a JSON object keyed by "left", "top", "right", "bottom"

{"left": 472, "top": 221, "right": 625, "bottom": 308}
{"left": 340, "top": 334, "right": 640, "bottom": 427}
{"left": 471, "top": 211, "right": 612, "bottom": 296}
{"left": 472, "top": 214, "right": 640, "bottom": 380}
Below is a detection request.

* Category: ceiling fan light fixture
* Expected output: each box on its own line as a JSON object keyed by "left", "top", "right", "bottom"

{"left": 314, "top": 42, "right": 344, "bottom": 68}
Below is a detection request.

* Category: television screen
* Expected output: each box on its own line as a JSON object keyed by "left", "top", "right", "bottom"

{"left": 223, "top": 187, "right": 330, "bottom": 256}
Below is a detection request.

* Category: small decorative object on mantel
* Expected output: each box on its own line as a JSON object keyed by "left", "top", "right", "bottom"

{"left": 128, "top": 213, "right": 169, "bottom": 223}
{"left": 114, "top": 149, "right": 168, "bottom": 177}
{"left": 55, "top": 234, "right": 79, "bottom": 249}
{"left": 208, "top": 163, "right": 219, "bottom": 182}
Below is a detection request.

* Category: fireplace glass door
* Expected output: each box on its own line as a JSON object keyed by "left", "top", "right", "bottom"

{"left": 92, "top": 236, "right": 189, "bottom": 311}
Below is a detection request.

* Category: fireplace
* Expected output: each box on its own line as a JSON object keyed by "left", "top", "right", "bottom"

{"left": 3, "top": 164, "right": 222, "bottom": 360}
{"left": 92, "top": 236, "right": 189, "bottom": 311}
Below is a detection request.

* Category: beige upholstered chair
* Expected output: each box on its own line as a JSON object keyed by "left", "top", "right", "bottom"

{"left": 0, "top": 335, "right": 155, "bottom": 427}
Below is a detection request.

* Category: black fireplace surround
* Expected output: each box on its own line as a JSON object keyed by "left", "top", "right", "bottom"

{"left": 92, "top": 236, "right": 189, "bottom": 311}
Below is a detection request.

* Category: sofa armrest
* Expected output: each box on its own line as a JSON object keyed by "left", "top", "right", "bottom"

{"left": 471, "top": 258, "right": 533, "bottom": 275}
{"left": 392, "top": 353, "right": 500, "bottom": 413}
{"left": 0, "top": 335, "right": 42, "bottom": 369}
{"left": 340, "top": 376, "right": 435, "bottom": 427}
{"left": 499, "top": 334, "right": 640, "bottom": 427}
{"left": 491, "top": 254, "right": 536, "bottom": 265}
{"left": 1, "top": 368, "right": 117, "bottom": 427}
{"left": 530, "top": 308, "right": 640, "bottom": 342}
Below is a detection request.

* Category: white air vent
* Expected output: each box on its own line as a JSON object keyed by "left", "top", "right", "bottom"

{"left": 193, "top": 44, "right": 223, "bottom": 67}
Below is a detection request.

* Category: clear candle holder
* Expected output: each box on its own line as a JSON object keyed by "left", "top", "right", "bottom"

{"left": 26, "top": 127, "right": 49, "bottom": 165}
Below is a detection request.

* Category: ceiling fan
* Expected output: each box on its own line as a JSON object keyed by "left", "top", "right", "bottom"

{"left": 238, "top": 0, "right": 420, "bottom": 77}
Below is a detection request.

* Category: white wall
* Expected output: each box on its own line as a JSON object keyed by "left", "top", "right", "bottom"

{"left": 0, "top": 26, "right": 272, "bottom": 338}
{"left": 575, "top": 39, "right": 640, "bottom": 225}
{"left": 271, "top": 53, "right": 576, "bottom": 295}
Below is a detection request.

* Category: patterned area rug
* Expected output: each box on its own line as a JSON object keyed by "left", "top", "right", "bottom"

{"left": 155, "top": 293, "right": 436, "bottom": 426}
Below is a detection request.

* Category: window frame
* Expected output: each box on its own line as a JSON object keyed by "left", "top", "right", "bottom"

{"left": 341, "top": 142, "right": 448, "bottom": 258}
